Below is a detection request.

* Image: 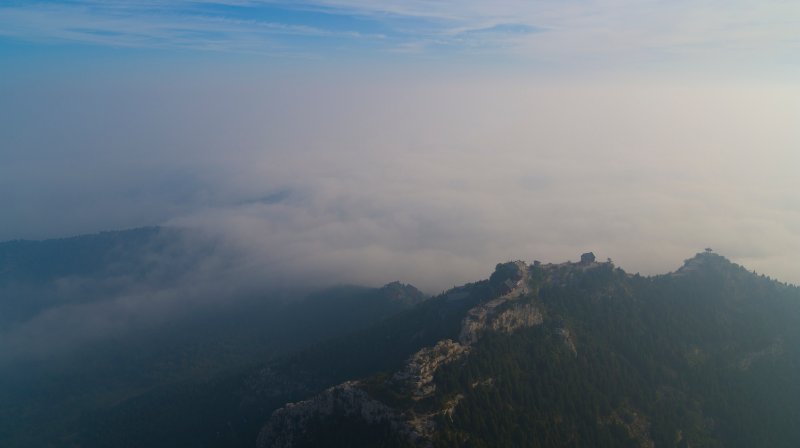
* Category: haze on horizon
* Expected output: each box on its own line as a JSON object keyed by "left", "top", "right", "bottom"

{"left": 2, "top": 0, "right": 799, "bottom": 291}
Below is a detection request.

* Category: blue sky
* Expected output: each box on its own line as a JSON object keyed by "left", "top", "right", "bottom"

{"left": 0, "top": 1, "right": 520, "bottom": 58}
{"left": 2, "top": 0, "right": 798, "bottom": 77}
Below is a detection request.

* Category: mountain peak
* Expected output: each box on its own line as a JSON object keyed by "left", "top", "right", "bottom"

{"left": 670, "top": 250, "right": 756, "bottom": 282}
{"left": 489, "top": 261, "right": 527, "bottom": 287}
{"left": 679, "top": 250, "right": 732, "bottom": 270}
{"left": 378, "top": 281, "right": 427, "bottom": 305}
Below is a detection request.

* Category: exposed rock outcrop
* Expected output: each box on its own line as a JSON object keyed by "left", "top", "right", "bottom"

{"left": 391, "top": 339, "right": 469, "bottom": 400}
{"left": 460, "top": 261, "right": 532, "bottom": 344}
{"left": 557, "top": 325, "right": 578, "bottom": 356}
{"left": 490, "top": 303, "right": 544, "bottom": 334}
{"left": 259, "top": 337, "right": 474, "bottom": 447}
{"left": 257, "top": 381, "right": 418, "bottom": 448}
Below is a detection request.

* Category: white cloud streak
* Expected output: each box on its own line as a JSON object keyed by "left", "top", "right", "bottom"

{"left": 0, "top": 2, "right": 384, "bottom": 54}
{"left": 282, "top": 0, "right": 800, "bottom": 56}
{"left": 1, "top": 0, "right": 798, "bottom": 72}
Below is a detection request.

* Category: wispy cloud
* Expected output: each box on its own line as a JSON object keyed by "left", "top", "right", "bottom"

{"left": 0, "top": 2, "right": 386, "bottom": 54}
{"left": 2, "top": 0, "right": 798, "bottom": 70}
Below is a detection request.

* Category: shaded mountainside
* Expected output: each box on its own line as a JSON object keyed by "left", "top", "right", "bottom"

{"left": 0, "top": 227, "right": 167, "bottom": 284}
{"left": 257, "top": 252, "right": 800, "bottom": 448}
{"left": 0, "top": 280, "right": 427, "bottom": 448}
{"left": 0, "top": 227, "right": 210, "bottom": 327}
{"left": 0, "top": 225, "right": 428, "bottom": 448}
{"left": 64, "top": 263, "right": 493, "bottom": 448}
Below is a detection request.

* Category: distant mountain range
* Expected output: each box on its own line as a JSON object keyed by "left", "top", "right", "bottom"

{"left": 1, "top": 229, "right": 799, "bottom": 447}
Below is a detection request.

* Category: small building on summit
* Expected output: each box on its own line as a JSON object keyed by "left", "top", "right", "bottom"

{"left": 580, "top": 252, "right": 596, "bottom": 264}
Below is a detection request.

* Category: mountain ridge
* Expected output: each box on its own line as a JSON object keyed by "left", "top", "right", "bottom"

{"left": 255, "top": 252, "right": 800, "bottom": 448}
{"left": 3, "top": 237, "right": 799, "bottom": 448}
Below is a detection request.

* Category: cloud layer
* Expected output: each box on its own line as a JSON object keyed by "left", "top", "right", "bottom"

{"left": 3, "top": 74, "right": 798, "bottom": 292}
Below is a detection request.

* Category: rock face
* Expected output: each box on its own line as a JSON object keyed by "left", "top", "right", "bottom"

{"left": 557, "top": 325, "right": 578, "bottom": 356}
{"left": 459, "top": 304, "right": 491, "bottom": 345}
{"left": 460, "top": 261, "right": 536, "bottom": 344}
{"left": 490, "top": 303, "right": 544, "bottom": 334}
{"left": 460, "top": 299, "right": 544, "bottom": 344}
{"left": 257, "top": 339, "right": 471, "bottom": 448}
{"left": 391, "top": 339, "right": 469, "bottom": 400}
{"left": 257, "top": 381, "right": 416, "bottom": 448}
{"left": 488, "top": 260, "right": 527, "bottom": 293}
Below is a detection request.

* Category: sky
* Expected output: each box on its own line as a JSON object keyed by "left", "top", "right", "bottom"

{"left": 2, "top": 0, "right": 800, "bottom": 291}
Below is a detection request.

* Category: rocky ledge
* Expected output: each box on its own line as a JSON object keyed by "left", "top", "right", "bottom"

{"left": 257, "top": 381, "right": 419, "bottom": 448}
